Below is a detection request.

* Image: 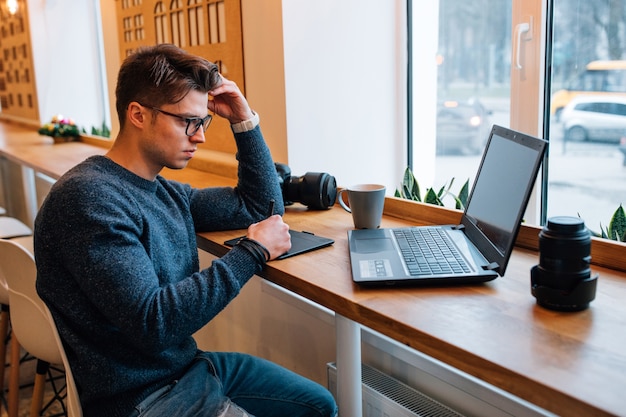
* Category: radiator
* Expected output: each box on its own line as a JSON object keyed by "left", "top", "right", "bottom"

{"left": 327, "top": 362, "right": 466, "bottom": 417}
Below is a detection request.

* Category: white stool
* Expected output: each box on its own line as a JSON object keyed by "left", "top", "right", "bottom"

{"left": 0, "top": 217, "right": 31, "bottom": 239}
{"left": 0, "top": 238, "right": 83, "bottom": 417}
{"left": 0, "top": 237, "right": 32, "bottom": 417}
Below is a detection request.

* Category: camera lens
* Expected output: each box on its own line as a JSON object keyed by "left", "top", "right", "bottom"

{"left": 537, "top": 216, "right": 591, "bottom": 280}
{"left": 531, "top": 216, "right": 598, "bottom": 311}
{"left": 283, "top": 172, "right": 337, "bottom": 210}
{"left": 274, "top": 163, "right": 338, "bottom": 209}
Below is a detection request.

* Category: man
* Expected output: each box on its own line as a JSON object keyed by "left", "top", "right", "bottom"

{"left": 34, "top": 44, "right": 338, "bottom": 417}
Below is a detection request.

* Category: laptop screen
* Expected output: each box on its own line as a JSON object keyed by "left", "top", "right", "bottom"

{"left": 464, "top": 128, "right": 545, "bottom": 256}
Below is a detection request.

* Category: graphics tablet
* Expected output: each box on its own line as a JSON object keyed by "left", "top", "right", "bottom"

{"left": 225, "top": 230, "right": 334, "bottom": 260}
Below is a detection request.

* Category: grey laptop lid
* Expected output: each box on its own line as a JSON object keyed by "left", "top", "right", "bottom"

{"left": 348, "top": 125, "right": 547, "bottom": 286}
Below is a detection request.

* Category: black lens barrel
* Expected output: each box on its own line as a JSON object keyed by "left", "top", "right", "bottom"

{"left": 283, "top": 172, "right": 337, "bottom": 210}
{"left": 531, "top": 216, "right": 598, "bottom": 311}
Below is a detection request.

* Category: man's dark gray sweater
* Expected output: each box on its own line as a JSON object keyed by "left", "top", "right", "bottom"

{"left": 34, "top": 126, "right": 283, "bottom": 417}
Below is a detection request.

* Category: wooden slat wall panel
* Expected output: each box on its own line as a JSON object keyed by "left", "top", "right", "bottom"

{"left": 114, "top": 0, "right": 244, "bottom": 155}
{"left": 0, "top": 0, "right": 39, "bottom": 123}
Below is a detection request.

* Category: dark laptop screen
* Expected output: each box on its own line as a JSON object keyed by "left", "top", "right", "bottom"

{"left": 464, "top": 130, "right": 544, "bottom": 255}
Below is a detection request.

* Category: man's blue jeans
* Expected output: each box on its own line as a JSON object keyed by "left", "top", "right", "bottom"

{"left": 129, "top": 351, "right": 338, "bottom": 417}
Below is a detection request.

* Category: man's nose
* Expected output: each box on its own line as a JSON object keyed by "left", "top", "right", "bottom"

{"left": 190, "top": 128, "right": 206, "bottom": 143}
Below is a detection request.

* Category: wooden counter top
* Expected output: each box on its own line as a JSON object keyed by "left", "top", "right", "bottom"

{"left": 197, "top": 204, "right": 626, "bottom": 417}
{"left": 3, "top": 119, "right": 626, "bottom": 416}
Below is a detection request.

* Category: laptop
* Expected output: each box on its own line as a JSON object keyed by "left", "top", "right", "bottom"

{"left": 348, "top": 125, "right": 547, "bottom": 286}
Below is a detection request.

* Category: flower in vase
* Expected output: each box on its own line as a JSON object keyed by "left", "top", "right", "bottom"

{"left": 38, "top": 114, "right": 81, "bottom": 138}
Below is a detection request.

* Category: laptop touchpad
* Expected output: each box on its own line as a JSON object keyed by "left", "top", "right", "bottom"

{"left": 355, "top": 238, "right": 394, "bottom": 253}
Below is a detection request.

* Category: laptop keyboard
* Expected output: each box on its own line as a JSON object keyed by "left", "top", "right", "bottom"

{"left": 393, "top": 228, "right": 472, "bottom": 276}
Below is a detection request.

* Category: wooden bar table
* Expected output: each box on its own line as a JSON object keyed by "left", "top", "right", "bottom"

{"left": 3, "top": 120, "right": 626, "bottom": 417}
{"left": 197, "top": 200, "right": 626, "bottom": 417}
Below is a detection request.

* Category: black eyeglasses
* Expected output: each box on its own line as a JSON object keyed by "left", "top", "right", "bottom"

{"left": 140, "top": 103, "right": 212, "bottom": 137}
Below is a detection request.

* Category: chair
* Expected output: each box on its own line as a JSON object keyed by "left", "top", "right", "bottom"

{"left": 0, "top": 239, "right": 23, "bottom": 417}
{"left": 0, "top": 217, "right": 31, "bottom": 239}
{"left": 0, "top": 239, "right": 83, "bottom": 417}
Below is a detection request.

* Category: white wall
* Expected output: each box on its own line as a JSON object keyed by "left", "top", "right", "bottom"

{"left": 27, "top": 0, "right": 109, "bottom": 130}
{"left": 240, "top": 0, "right": 408, "bottom": 191}
{"left": 239, "top": 0, "right": 289, "bottom": 164}
{"left": 280, "top": 0, "right": 408, "bottom": 191}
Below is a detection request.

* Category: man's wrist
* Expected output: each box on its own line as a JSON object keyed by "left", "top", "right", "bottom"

{"left": 231, "top": 111, "right": 260, "bottom": 133}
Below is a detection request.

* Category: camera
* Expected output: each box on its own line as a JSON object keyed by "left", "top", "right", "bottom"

{"left": 531, "top": 216, "right": 598, "bottom": 311}
{"left": 275, "top": 163, "right": 337, "bottom": 210}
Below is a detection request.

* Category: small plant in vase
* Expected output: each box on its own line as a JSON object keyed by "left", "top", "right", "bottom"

{"left": 38, "top": 114, "right": 82, "bottom": 143}
{"left": 593, "top": 204, "right": 626, "bottom": 242}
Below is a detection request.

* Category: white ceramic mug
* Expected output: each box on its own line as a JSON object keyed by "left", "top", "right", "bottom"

{"left": 338, "top": 184, "right": 386, "bottom": 229}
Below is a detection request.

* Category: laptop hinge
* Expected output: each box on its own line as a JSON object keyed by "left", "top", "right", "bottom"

{"left": 452, "top": 224, "right": 465, "bottom": 231}
{"left": 483, "top": 262, "right": 500, "bottom": 271}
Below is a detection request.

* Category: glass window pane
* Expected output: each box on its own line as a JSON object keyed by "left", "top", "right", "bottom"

{"left": 548, "top": 0, "right": 626, "bottom": 232}
{"left": 433, "top": 0, "right": 512, "bottom": 202}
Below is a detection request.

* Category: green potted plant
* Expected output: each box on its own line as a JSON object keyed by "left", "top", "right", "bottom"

{"left": 594, "top": 204, "right": 626, "bottom": 242}
{"left": 395, "top": 166, "right": 470, "bottom": 210}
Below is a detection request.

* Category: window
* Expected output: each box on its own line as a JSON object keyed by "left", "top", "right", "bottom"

{"left": 546, "top": 0, "right": 626, "bottom": 231}
{"left": 415, "top": 0, "right": 626, "bottom": 230}
{"left": 417, "top": 0, "right": 513, "bottom": 214}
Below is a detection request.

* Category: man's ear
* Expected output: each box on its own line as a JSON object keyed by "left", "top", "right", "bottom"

{"left": 127, "top": 102, "right": 146, "bottom": 130}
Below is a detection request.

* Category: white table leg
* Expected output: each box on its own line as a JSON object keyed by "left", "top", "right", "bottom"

{"left": 335, "top": 314, "right": 362, "bottom": 416}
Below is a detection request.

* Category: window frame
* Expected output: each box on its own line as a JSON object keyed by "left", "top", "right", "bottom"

{"left": 408, "top": 0, "right": 548, "bottom": 226}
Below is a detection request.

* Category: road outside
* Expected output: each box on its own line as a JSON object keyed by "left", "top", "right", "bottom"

{"left": 545, "top": 128, "right": 625, "bottom": 233}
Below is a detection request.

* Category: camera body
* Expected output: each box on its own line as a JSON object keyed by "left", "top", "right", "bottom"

{"left": 531, "top": 216, "right": 598, "bottom": 311}
{"left": 275, "top": 163, "right": 337, "bottom": 210}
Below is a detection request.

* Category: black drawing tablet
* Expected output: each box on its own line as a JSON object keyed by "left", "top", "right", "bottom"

{"left": 224, "top": 230, "right": 334, "bottom": 260}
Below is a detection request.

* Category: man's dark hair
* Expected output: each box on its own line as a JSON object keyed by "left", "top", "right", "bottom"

{"left": 115, "top": 43, "right": 221, "bottom": 127}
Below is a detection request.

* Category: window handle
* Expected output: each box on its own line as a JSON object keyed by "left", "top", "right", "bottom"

{"left": 514, "top": 20, "right": 531, "bottom": 70}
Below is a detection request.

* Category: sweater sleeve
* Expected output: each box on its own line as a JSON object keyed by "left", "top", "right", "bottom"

{"left": 190, "top": 124, "right": 284, "bottom": 231}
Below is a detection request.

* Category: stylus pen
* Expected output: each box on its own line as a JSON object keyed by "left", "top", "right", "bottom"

{"left": 268, "top": 199, "right": 275, "bottom": 217}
